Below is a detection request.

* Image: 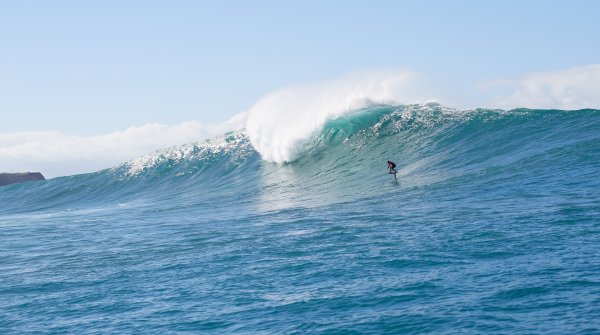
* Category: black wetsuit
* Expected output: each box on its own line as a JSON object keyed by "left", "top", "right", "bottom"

{"left": 388, "top": 162, "right": 397, "bottom": 174}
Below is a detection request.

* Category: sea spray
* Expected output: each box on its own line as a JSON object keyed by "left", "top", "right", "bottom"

{"left": 246, "top": 70, "right": 430, "bottom": 163}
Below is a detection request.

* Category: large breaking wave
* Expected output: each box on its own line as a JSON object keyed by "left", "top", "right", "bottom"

{"left": 1, "top": 103, "right": 598, "bottom": 216}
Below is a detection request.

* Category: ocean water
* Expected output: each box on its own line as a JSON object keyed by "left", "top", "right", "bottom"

{"left": 1, "top": 104, "right": 599, "bottom": 334}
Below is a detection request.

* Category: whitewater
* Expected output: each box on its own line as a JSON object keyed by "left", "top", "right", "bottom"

{"left": 1, "top": 100, "right": 599, "bottom": 333}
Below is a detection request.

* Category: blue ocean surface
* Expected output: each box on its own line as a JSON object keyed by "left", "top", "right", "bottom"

{"left": 1, "top": 104, "right": 599, "bottom": 334}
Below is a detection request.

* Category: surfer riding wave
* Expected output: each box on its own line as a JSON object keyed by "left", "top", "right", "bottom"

{"left": 387, "top": 160, "right": 397, "bottom": 174}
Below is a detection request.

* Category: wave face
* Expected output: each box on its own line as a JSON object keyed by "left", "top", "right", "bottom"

{"left": 1, "top": 105, "right": 599, "bottom": 334}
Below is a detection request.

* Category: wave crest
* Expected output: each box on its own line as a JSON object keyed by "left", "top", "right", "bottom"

{"left": 245, "top": 70, "right": 430, "bottom": 163}
{"left": 115, "top": 131, "right": 254, "bottom": 177}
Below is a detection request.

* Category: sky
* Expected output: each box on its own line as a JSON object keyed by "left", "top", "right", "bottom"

{"left": 1, "top": 0, "right": 599, "bottom": 177}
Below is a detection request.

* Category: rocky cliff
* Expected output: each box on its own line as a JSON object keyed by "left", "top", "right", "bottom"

{"left": 0, "top": 172, "right": 46, "bottom": 187}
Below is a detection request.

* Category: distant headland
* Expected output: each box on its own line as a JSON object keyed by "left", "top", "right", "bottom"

{"left": 0, "top": 172, "right": 46, "bottom": 187}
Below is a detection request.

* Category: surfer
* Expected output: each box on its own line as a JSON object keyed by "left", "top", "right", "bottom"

{"left": 387, "top": 160, "right": 397, "bottom": 174}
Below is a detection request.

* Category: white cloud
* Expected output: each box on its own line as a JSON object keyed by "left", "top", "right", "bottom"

{"left": 0, "top": 114, "right": 246, "bottom": 178}
{"left": 481, "top": 64, "right": 600, "bottom": 110}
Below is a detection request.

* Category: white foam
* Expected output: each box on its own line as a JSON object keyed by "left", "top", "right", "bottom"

{"left": 117, "top": 131, "right": 252, "bottom": 177}
{"left": 245, "top": 70, "right": 432, "bottom": 163}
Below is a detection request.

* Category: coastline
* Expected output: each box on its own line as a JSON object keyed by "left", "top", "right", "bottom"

{"left": 0, "top": 172, "right": 45, "bottom": 187}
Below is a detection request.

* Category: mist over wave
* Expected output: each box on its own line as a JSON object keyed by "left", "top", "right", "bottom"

{"left": 246, "top": 70, "right": 432, "bottom": 163}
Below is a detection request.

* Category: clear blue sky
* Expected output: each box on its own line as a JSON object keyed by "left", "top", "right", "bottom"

{"left": 1, "top": 0, "right": 599, "bottom": 135}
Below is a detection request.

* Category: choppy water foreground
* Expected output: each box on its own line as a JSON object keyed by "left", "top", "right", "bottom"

{"left": 1, "top": 105, "right": 599, "bottom": 334}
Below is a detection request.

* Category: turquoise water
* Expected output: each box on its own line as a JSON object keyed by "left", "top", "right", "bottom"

{"left": 1, "top": 105, "right": 599, "bottom": 334}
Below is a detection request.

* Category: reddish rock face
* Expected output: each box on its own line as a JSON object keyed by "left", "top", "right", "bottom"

{"left": 0, "top": 172, "right": 46, "bottom": 187}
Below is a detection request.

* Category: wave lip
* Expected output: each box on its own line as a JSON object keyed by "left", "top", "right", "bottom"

{"left": 115, "top": 130, "right": 254, "bottom": 177}
{"left": 245, "top": 70, "right": 428, "bottom": 163}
